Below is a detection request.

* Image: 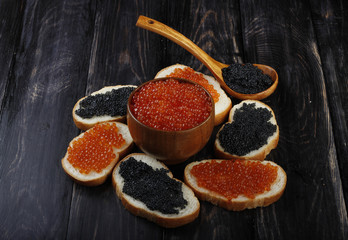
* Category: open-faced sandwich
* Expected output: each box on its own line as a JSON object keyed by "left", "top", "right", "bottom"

{"left": 185, "top": 159, "right": 286, "bottom": 211}
{"left": 73, "top": 85, "right": 137, "bottom": 130}
{"left": 215, "top": 100, "right": 279, "bottom": 160}
{"left": 113, "top": 153, "right": 200, "bottom": 227}
{"left": 155, "top": 64, "right": 232, "bottom": 125}
{"left": 61, "top": 122, "right": 133, "bottom": 186}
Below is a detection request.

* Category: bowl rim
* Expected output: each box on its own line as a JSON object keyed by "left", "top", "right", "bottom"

{"left": 127, "top": 77, "right": 215, "bottom": 133}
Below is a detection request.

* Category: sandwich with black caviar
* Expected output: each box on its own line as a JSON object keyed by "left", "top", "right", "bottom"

{"left": 112, "top": 153, "right": 200, "bottom": 228}
{"left": 73, "top": 85, "right": 137, "bottom": 130}
{"left": 215, "top": 100, "right": 279, "bottom": 160}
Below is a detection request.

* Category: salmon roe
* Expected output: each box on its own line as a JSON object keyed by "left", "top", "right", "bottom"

{"left": 67, "top": 123, "right": 126, "bottom": 174}
{"left": 166, "top": 67, "right": 220, "bottom": 103}
{"left": 130, "top": 78, "right": 213, "bottom": 131}
{"left": 190, "top": 160, "right": 278, "bottom": 199}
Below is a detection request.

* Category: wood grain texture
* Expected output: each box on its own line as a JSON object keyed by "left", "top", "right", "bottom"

{"left": 66, "top": 1, "right": 165, "bottom": 239}
{"left": 240, "top": 0, "right": 348, "bottom": 239}
{"left": 0, "top": 0, "right": 24, "bottom": 110}
{"left": 0, "top": 0, "right": 96, "bottom": 238}
{"left": 160, "top": 1, "right": 256, "bottom": 239}
{"left": 0, "top": 0, "right": 347, "bottom": 239}
{"left": 310, "top": 0, "right": 348, "bottom": 211}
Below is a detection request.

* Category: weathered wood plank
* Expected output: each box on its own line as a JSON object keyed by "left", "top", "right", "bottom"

{"left": 240, "top": 0, "right": 348, "bottom": 239}
{"left": 0, "top": 0, "right": 347, "bottom": 239}
{"left": 310, "top": 0, "right": 348, "bottom": 211}
{"left": 65, "top": 0, "right": 256, "bottom": 239}
{"left": 0, "top": 0, "right": 23, "bottom": 109}
{"left": 65, "top": 0, "right": 164, "bottom": 239}
{"left": 0, "top": 0, "right": 96, "bottom": 238}
{"left": 161, "top": 1, "right": 257, "bottom": 239}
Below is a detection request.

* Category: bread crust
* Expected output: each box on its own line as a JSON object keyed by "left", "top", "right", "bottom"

{"left": 184, "top": 159, "right": 287, "bottom": 211}
{"left": 73, "top": 85, "right": 137, "bottom": 131}
{"left": 112, "top": 153, "right": 200, "bottom": 228}
{"left": 214, "top": 100, "right": 279, "bottom": 160}
{"left": 61, "top": 122, "right": 133, "bottom": 186}
{"left": 155, "top": 64, "right": 232, "bottom": 126}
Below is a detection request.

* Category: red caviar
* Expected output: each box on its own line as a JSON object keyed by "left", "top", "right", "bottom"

{"left": 166, "top": 67, "right": 220, "bottom": 103}
{"left": 130, "top": 78, "right": 213, "bottom": 131}
{"left": 190, "top": 160, "right": 278, "bottom": 199}
{"left": 67, "top": 123, "right": 126, "bottom": 174}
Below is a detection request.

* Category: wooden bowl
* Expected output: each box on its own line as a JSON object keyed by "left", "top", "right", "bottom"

{"left": 127, "top": 78, "right": 215, "bottom": 165}
{"left": 228, "top": 64, "right": 279, "bottom": 100}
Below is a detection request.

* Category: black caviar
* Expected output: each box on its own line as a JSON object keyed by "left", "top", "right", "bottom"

{"left": 119, "top": 157, "right": 188, "bottom": 214}
{"left": 218, "top": 102, "right": 277, "bottom": 156}
{"left": 75, "top": 86, "right": 136, "bottom": 118}
{"left": 222, "top": 63, "right": 273, "bottom": 94}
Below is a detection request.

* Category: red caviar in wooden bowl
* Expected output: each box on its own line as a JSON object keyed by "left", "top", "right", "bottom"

{"left": 190, "top": 160, "right": 278, "bottom": 199}
{"left": 166, "top": 67, "right": 220, "bottom": 103}
{"left": 67, "top": 123, "right": 125, "bottom": 174}
{"left": 129, "top": 78, "right": 213, "bottom": 131}
{"left": 127, "top": 78, "right": 215, "bottom": 164}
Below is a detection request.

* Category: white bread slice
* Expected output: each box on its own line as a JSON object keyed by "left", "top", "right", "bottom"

{"left": 73, "top": 85, "right": 137, "bottom": 130}
{"left": 61, "top": 122, "right": 133, "bottom": 186}
{"left": 155, "top": 64, "right": 232, "bottom": 125}
{"left": 184, "top": 159, "right": 287, "bottom": 211}
{"left": 215, "top": 100, "right": 279, "bottom": 160}
{"left": 112, "top": 153, "right": 200, "bottom": 228}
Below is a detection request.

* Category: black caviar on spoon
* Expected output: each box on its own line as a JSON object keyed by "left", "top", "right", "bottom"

{"left": 221, "top": 63, "right": 274, "bottom": 94}
{"left": 136, "top": 15, "right": 278, "bottom": 100}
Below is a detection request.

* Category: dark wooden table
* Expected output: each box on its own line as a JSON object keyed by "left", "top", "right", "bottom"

{"left": 1, "top": 0, "right": 348, "bottom": 239}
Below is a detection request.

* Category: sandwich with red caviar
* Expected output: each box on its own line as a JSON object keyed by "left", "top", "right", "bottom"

{"left": 61, "top": 122, "right": 133, "bottom": 186}
{"left": 184, "top": 159, "right": 286, "bottom": 211}
{"left": 155, "top": 64, "right": 232, "bottom": 125}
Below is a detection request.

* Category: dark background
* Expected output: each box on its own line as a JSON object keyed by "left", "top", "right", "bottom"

{"left": 0, "top": 0, "right": 347, "bottom": 239}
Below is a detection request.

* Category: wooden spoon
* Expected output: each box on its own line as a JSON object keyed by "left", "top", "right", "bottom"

{"left": 136, "top": 15, "right": 278, "bottom": 100}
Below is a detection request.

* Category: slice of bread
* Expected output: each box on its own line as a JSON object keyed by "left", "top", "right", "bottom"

{"left": 61, "top": 122, "right": 133, "bottom": 186}
{"left": 215, "top": 100, "right": 279, "bottom": 160}
{"left": 73, "top": 85, "right": 137, "bottom": 130}
{"left": 155, "top": 64, "right": 232, "bottom": 125}
{"left": 184, "top": 159, "right": 287, "bottom": 211}
{"left": 112, "top": 153, "right": 200, "bottom": 228}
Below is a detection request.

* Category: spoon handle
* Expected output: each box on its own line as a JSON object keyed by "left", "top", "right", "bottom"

{"left": 136, "top": 16, "right": 227, "bottom": 84}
